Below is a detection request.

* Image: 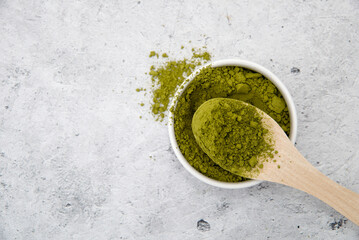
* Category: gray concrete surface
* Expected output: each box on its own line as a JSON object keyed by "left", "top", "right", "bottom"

{"left": 1, "top": 0, "right": 359, "bottom": 239}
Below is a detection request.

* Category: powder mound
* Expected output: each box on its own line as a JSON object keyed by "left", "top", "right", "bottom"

{"left": 173, "top": 66, "right": 290, "bottom": 182}
{"left": 192, "top": 98, "right": 274, "bottom": 177}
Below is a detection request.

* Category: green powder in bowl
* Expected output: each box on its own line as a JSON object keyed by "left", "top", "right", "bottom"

{"left": 172, "top": 62, "right": 292, "bottom": 183}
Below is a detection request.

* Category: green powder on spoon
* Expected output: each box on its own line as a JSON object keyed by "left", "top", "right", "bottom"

{"left": 192, "top": 98, "right": 275, "bottom": 177}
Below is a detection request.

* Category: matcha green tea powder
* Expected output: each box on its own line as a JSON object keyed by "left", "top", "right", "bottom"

{"left": 142, "top": 48, "right": 290, "bottom": 183}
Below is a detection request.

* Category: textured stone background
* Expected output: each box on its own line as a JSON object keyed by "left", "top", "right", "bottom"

{"left": 1, "top": 0, "right": 359, "bottom": 239}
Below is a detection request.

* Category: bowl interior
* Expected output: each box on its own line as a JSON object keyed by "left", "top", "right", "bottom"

{"left": 168, "top": 59, "right": 297, "bottom": 189}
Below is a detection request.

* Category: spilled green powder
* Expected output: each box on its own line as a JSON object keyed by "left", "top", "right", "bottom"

{"left": 149, "top": 51, "right": 159, "bottom": 58}
{"left": 192, "top": 51, "right": 211, "bottom": 61}
{"left": 136, "top": 88, "right": 146, "bottom": 92}
{"left": 192, "top": 98, "right": 274, "bottom": 178}
{"left": 148, "top": 49, "right": 211, "bottom": 121}
{"left": 173, "top": 66, "right": 290, "bottom": 182}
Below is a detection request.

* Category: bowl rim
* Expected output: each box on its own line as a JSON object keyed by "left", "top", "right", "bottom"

{"left": 168, "top": 59, "right": 298, "bottom": 189}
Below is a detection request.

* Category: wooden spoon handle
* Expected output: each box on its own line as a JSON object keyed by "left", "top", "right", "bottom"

{"left": 258, "top": 138, "right": 359, "bottom": 226}
{"left": 256, "top": 116, "right": 359, "bottom": 226}
{"left": 278, "top": 160, "right": 359, "bottom": 226}
{"left": 299, "top": 168, "right": 359, "bottom": 226}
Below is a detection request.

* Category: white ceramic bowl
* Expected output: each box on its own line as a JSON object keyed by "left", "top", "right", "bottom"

{"left": 168, "top": 59, "right": 298, "bottom": 189}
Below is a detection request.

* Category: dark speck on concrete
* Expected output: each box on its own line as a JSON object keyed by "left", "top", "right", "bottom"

{"left": 137, "top": 1, "right": 141, "bottom": 4}
{"left": 5, "top": 106, "right": 9, "bottom": 109}
{"left": 329, "top": 218, "right": 347, "bottom": 230}
{"left": 297, "top": 225, "right": 300, "bottom": 228}
{"left": 257, "top": 182, "right": 270, "bottom": 190}
{"left": 291, "top": 67, "right": 300, "bottom": 74}
{"left": 217, "top": 202, "right": 229, "bottom": 211}
{"left": 197, "top": 219, "right": 210, "bottom": 232}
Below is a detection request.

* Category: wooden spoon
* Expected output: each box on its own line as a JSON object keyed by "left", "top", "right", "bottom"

{"left": 192, "top": 98, "right": 359, "bottom": 226}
